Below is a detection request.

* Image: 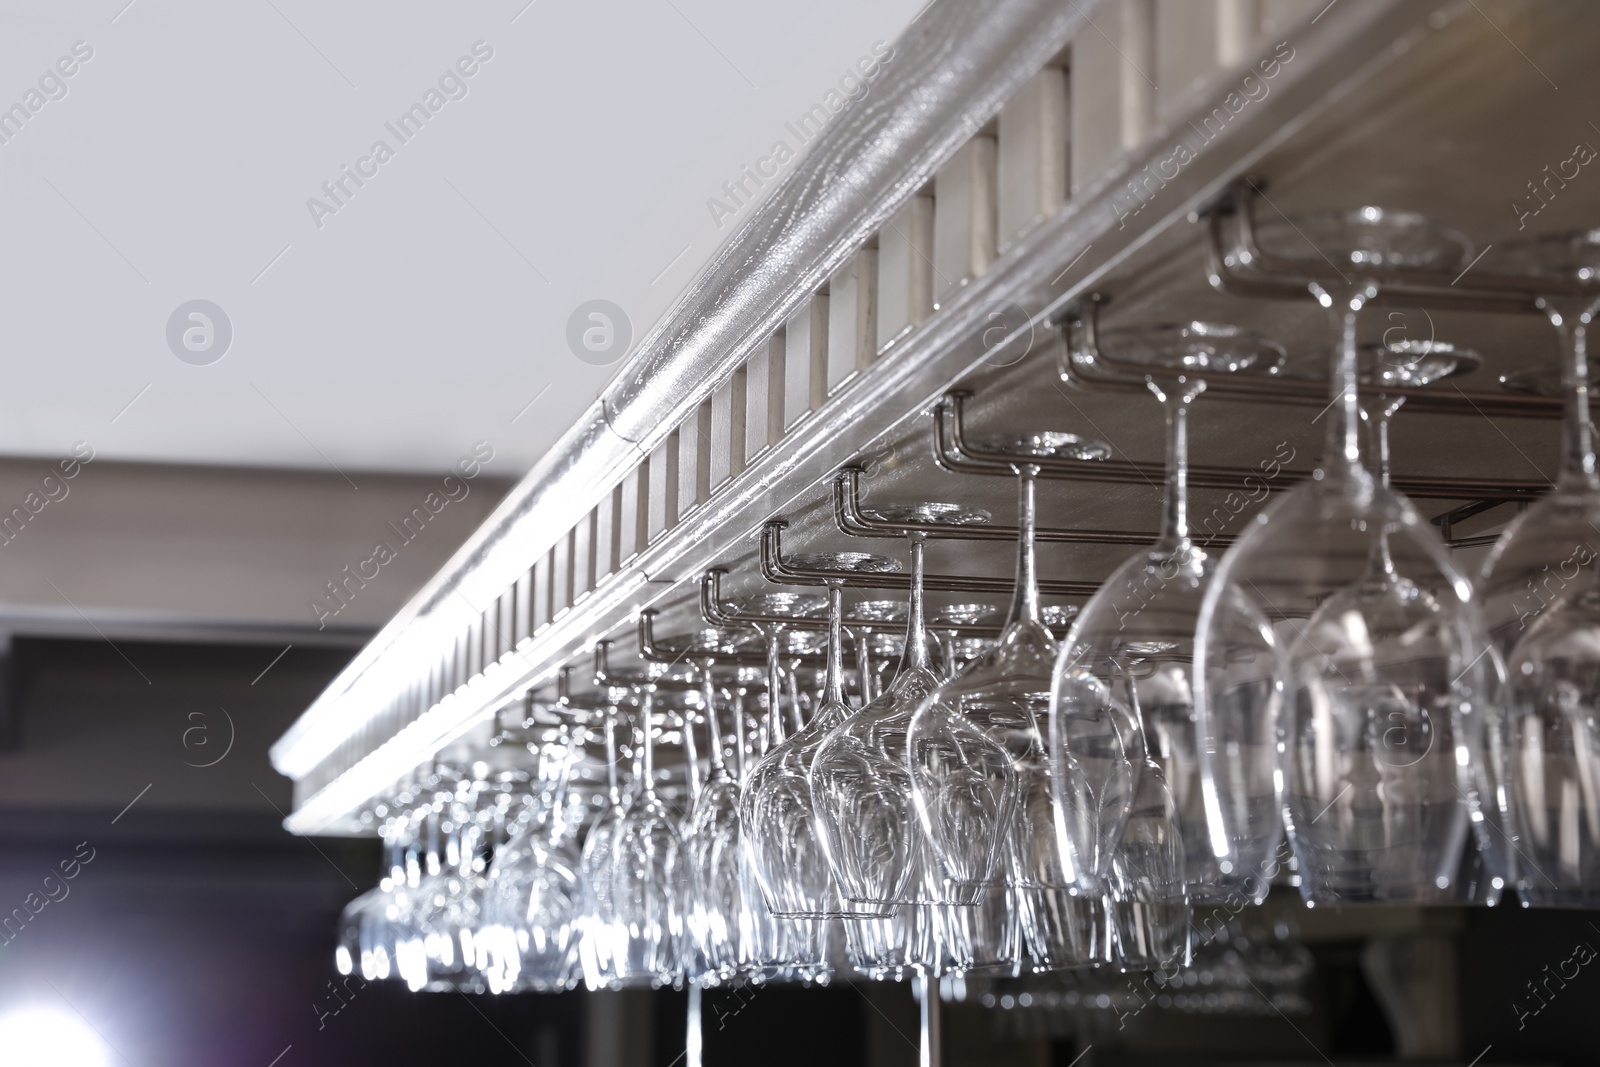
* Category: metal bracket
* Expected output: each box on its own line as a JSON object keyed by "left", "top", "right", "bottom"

{"left": 1204, "top": 176, "right": 1575, "bottom": 312}
{"left": 762, "top": 519, "right": 1099, "bottom": 597}
{"left": 700, "top": 567, "right": 1003, "bottom": 637}
{"left": 636, "top": 608, "right": 781, "bottom": 676}
{"left": 937, "top": 389, "right": 1543, "bottom": 503}
{"left": 834, "top": 465, "right": 1161, "bottom": 547}
{"left": 1059, "top": 281, "right": 1569, "bottom": 423}
{"left": 591, "top": 639, "right": 699, "bottom": 694}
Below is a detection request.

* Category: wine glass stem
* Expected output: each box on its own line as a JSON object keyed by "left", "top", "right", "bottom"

{"left": 824, "top": 582, "right": 848, "bottom": 708}
{"left": 640, "top": 689, "right": 657, "bottom": 801}
{"left": 918, "top": 974, "right": 942, "bottom": 1067}
{"left": 603, "top": 708, "right": 621, "bottom": 808}
{"left": 787, "top": 667, "right": 804, "bottom": 733}
{"left": 899, "top": 533, "right": 931, "bottom": 674}
{"left": 682, "top": 699, "right": 701, "bottom": 807}
{"left": 855, "top": 630, "right": 875, "bottom": 704}
{"left": 1150, "top": 379, "right": 1203, "bottom": 552}
{"left": 701, "top": 661, "right": 726, "bottom": 775}
{"left": 1551, "top": 297, "right": 1599, "bottom": 486}
{"left": 732, "top": 686, "right": 749, "bottom": 785}
{"left": 1007, "top": 465, "right": 1042, "bottom": 627}
{"left": 1375, "top": 403, "right": 1392, "bottom": 487}
{"left": 764, "top": 630, "right": 785, "bottom": 749}
{"left": 1324, "top": 292, "right": 1370, "bottom": 475}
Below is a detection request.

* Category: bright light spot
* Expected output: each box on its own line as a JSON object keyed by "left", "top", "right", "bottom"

{"left": 334, "top": 945, "right": 353, "bottom": 975}
{"left": 0, "top": 1006, "right": 113, "bottom": 1067}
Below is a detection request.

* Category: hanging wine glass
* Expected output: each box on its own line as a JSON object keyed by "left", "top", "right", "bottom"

{"left": 906, "top": 430, "right": 1110, "bottom": 896}
{"left": 362, "top": 816, "right": 415, "bottom": 982}
{"left": 1479, "top": 230, "right": 1600, "bottom": 907}
{"left": 1053, "top": 322, "right": 1285, "bottom": 911}
{"left": 610, "top": 683, "right": 687, "bottom": 987}
{"left": 480, "top": 726, "right": 584, "bottom": 993}
{"left": 1193, "top": 205, "right": 1493, "bottom": 906}
{"left": 683, "top": 637, "right": 752, "bottom": 986}
{"left": 338, "top": 818, "right": 409, "bottom": 982}
{"left": 935, "top": 883, "right": 1021, "bottom": 977}
{"left": 1356, "top": 355, "right": 1515, "bottom": 906}
{"left": 813, "top": 506, "right": 987, "bottom": 910}
{"left": 578, "top": 705, "right": 630, "bottom": 989}
{"left": 743, "top": 552, "right": 901, "bottom": 920}
{"left": 397, "top": 766, "right": 490, "bottom": 991}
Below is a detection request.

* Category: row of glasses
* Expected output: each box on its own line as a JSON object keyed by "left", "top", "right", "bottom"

{"left": 337, "top": 206, "right": 1600, "bottom": 1034}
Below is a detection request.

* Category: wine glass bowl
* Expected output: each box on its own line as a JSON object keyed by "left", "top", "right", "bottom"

{"left": 1363, "top": 339, "right": 1480, "bottom": 389}
{"left": 972, "top": 431, "right": 1113, "bottom": 461}
{"left": 1254, "top": 206, "right": 1472, "bottom": 271}
{"left": 847, "top": 599, "right": 909, "bottom": 625}
{"left": 1099, "top": 321, "right": 1287, "bottom": 375}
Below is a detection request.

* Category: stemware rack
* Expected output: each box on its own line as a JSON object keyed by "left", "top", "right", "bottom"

{"left": 275, "top": 0, "right": 1596, "bottom": 925}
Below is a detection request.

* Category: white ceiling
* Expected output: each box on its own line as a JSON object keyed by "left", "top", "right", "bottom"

{"left": 0, "top": 0, "right": 923, "bottom": 476}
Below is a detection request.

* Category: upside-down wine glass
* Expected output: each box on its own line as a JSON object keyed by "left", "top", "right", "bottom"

{"left": 846, "top": 600, "right": 904, "bottom": 706}
{"left": 811, "top": 506, "right": 987, "bottom": 983}
{"left": 743, "top": 552, "right": 901, "bottom": 923}
{"left": 723, "top": 593, "right": 831, "bottom": 983}
{"left": 1355, "top": 340, "right": 1514, "bottom": 904}
{"left": 813, "top": 506, "right": 988, "bottom": 909}
{"left": 1480, "top": 231, "right": 1600, "bottom": 906}
{"left": 402, "top": 766, "right": 489, "bottom": 991}
{"left": 1053, "top": 322, "right": 1285, "bottom": 938}
{"left": 480, "top": 725, "right": 584, "bottom": 993}
{"left": 610, "top": 680, "right": 687, "bottom": 987}
{"left": 906, "top": 431, "right": 1109, "bottom": 896}
{"left": 1193, "top": 206, "right": 1494, "bottom": 905}
{"left": 578, "top": 704, "right": 629, "bottom": 989}
{"left": 906, "top": 430, "right": 1113, "bottom": 973}
{"left": 740, "top": 593, "right": 827, "bottom": 757}
{"left": 685, "top": 636, "right": 749, "bottom": 986}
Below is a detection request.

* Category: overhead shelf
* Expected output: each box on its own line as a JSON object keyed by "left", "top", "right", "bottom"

{"left": 272, "top": 0, "right": 1597, "bottom": 835}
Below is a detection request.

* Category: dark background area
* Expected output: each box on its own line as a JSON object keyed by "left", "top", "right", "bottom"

{"left": 0, "top": 636, "right": 1596, "bottom": 1066}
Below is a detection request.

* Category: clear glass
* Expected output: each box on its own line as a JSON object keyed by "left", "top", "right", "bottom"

{"left": 1480, "top": 230, "right": 1600, "bottom": 907}
{"left": 610, "top": 690, "right": 687, "bottom": 987}
{"left": 480, "top": 730, "right": 583, "bottom": 993}
{"left": 743, "top": 553, "right": 900, "bottom": 920}
{"left": 907, "top": 436, "right": 1109, "bottom": 895}
{"left": 1194, "top": 208, "right": 1491, "bottom": 906}
{"left": 813, "top": 517, "right": 978, "bottom": 909}
{"left": 577, "top": 708, "right": 631, "bottom": 989}
{"left": 686, "top": 658, "right": 745, "bottom": 985}
{"left": 740, "top": 593, "right": 827, "bottom": 757}
{"left": 1054, "top": 325, "right": 1284, "bottom": 921}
